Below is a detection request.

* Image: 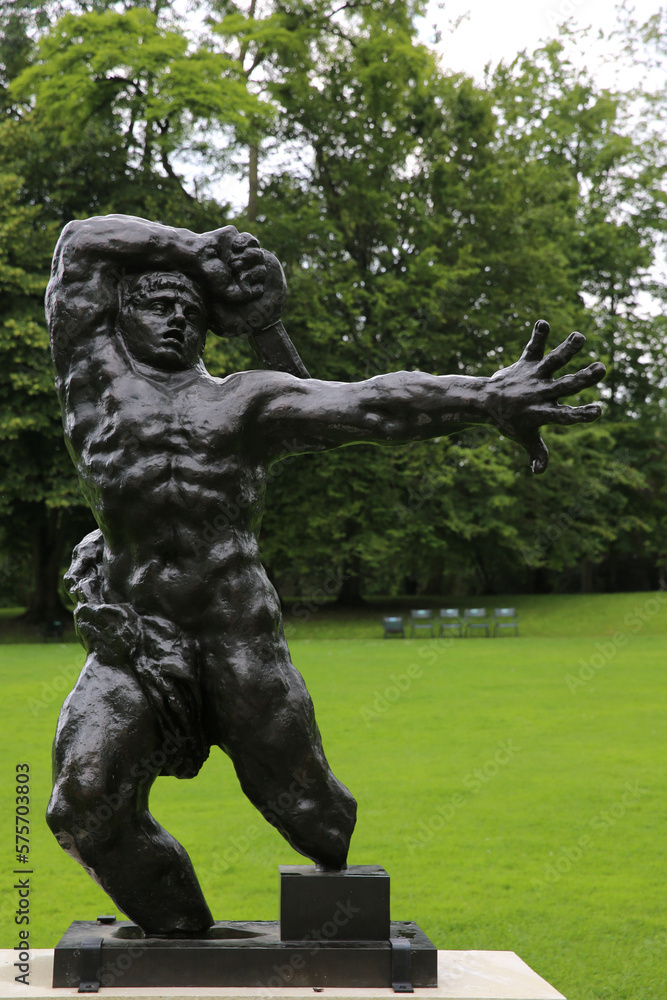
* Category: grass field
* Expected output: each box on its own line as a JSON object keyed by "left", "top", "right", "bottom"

{"left": 0, "top": 592, "right": 665, "bottom": 1000}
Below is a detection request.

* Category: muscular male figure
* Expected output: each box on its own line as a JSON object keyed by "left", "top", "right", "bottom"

{"left": 45, "top": 215, "right": 605, "bottom": 936}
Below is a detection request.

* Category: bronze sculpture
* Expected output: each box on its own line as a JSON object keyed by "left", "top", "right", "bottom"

{"left": 46, "top": 214, "right": 605, "bottom": 938}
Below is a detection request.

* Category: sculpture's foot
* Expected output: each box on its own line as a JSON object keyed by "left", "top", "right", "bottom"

{"left": 315, "top": 861, "right": 347, "bottom": 872}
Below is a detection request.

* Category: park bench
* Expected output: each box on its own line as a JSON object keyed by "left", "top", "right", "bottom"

{"left": 463, "top": 608, "right": 491, "bottom": 637}
{"left": 382, "top": 616, "right": 405, "bottom": 638}
{"left": 493, "top": 608, "right": 519, "bottom": 636}
{"left": 439, "top": 608, "right": 464, "bottom": 637}
{"left": 410, "top": 609, "right": 434, "bottom": 637}
{"left": 39, "top": 620, "right": 64, "bottom": 642}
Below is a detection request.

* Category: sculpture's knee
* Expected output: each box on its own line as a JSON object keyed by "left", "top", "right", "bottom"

{"left": 47, "top": 776, "right": 132, "bottom": 855}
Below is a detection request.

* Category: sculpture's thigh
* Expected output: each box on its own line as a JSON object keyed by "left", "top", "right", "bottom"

{"left": 199, "top": 632, "right": 356, "bottom": 868}
{"left": 48, "top": 653, "right": 164, "bottom": 841}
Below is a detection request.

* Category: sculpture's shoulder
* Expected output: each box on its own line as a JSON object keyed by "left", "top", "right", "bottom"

{"left": 217, "top": 367, "right": 307, "bottom": 411}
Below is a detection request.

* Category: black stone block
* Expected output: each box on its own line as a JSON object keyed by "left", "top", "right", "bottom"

{"left": 280, "top": 864, "right": 390, "bottom": 942}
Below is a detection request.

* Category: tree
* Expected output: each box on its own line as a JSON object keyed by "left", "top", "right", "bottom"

{"left": 10, "top": 4, "right": 271, "bottom": 207}
{"left": 486, "top": 33, "right": 667, "bottom": 590}
{"left": 1, "top": 1, "right": 666, "bottom": 608}
{"left": 0, "top": 162, "right": 92, "bottom": 621}
{"left": 0, "top": 1, "right": 258, "bottom": 618}
{"left": 253, "top": 18, "right": 667, "bottom": 597}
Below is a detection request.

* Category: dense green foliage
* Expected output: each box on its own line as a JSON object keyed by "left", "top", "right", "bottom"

{"left": 1, "top": 590, "right": 666, "bottom": 999}
{"left": 0, "top": 0, "right": 666, "bottom": 612}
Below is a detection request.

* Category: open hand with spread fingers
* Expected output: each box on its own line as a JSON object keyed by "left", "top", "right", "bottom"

{"left": 484, "top": 320, "right": 606, "bottom": 474}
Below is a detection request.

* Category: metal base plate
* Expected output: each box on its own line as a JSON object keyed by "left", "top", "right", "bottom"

{"left": 52, "top": 919, "right": 437, "bottom": 990}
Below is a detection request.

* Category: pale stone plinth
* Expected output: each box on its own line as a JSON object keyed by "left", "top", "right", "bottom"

{"left": 0, "top": 950, "right": 565, "bottom": 1000}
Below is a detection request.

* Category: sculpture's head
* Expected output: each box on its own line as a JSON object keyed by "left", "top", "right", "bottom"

{"left": 117, "top": 271, "right": 207, "bottom": 372}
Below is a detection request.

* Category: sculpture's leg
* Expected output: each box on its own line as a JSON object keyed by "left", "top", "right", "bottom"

{"left": 201, "top": 633, "right": 357, "bottom": 869}
{"left": 46, "top": 652, "right": 213, "bottom": 936}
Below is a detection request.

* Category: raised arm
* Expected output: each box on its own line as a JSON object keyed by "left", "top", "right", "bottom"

{"left": 252, "top": 321, "right": 605, "bottom": 473}
{"left": 45, "top": 214, "right": 274, "bottom": 386}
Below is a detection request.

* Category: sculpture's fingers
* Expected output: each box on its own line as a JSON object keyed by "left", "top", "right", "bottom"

{"left": 231, "top": 231, "right": 261, "bottom": 252}
{"left": 230, "top": 246, "right": 265, "bottom": 272}
{"left": 203, "top": 224, "right": 238, "bottom": 242}
{"left": 224, "top": 277, "right": 265, "bottom": 302}
{"left": 515, "top": 428, "right": 549, "bottom": 475}
{"left": 528, "top": 402, "right": 602, "bottom": 424}
{"left": 221, "top": 284, "right": 249, "bottom": 304}
{"left": 203, "top": 225, "right": 241, "bottom": 261}
{"left": 217, "top": 250, "right": 286, "bottom": 326}
{"left": 541, "top": 362, "right": 606, "bottom": 398}
{"left": 237, "top": 262, "right": 267, "bottom": 288}
{"left": 224, "top": 257, "right": 268, "bottom": 302}
{"left": 520, "top": 319, "right": 550, "bottom": 362}
{"left": 535, "top": 332, "right": 586, "bottom": 377}
{"left": 208, "top": 300, "right": 249, "bottom": 337}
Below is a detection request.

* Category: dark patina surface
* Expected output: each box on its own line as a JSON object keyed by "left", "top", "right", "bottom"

{"left": 52, "top": 917, "right": 437, "bottom": 989}
{"left": 46, "top": 214, "right": 605, "bottom": 937}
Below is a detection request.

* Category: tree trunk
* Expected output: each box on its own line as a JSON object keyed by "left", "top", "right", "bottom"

{"left": 422, "top": 555, "right": 444, "bottom": 595}
{"left": 526, "top": 566, "right": 551, "bottom": 595}
{"left": 474, "top": 548, "right": 496, "bottom": 595}
{"left": 580, "top": 558, "right": 594, "bottom": 594}
{"left": 20, "top": 508, "right": 71, "bottom": 624}
{"left": 335, "top": 554, "right": 365, "bottom": 606}
{"left": 247, "top": 142, "right": 259, "bottom": 224}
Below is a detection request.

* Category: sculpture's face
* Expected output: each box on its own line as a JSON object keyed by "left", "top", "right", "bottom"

{"left": 119, "top": 277, "right": 207, "bottom": 372}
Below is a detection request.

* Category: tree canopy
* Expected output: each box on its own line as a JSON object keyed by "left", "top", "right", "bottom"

{"left": 0, "top": 0, "right": 665, "bottom": 616}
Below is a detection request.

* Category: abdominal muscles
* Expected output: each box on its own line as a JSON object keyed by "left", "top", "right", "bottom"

{"left": 80, "top": 435, "right": 273, "bottom": 632}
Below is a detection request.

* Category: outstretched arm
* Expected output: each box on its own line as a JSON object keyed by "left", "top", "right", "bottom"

{"left": 252, "top": 321, "right": 604, "bottom": 473}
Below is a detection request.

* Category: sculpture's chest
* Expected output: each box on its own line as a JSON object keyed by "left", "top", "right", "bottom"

{"left": 84, "top": 373, "right": 233, "bottom": 459}
{"left": 71, "top": 374, "right": 240, "bottom": 502}
{"left": 100, "top": 380, "right": 193, "bottom": 451}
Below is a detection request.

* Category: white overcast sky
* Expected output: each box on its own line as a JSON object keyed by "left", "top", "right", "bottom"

{"left": 417, "top": 0, "right": 663, "bottom": 85}
{"left": 213, "top": 1, "right": 665, "bottom": 211}
{"left": 412, "top": 0, "right": 666, "bottom": 306}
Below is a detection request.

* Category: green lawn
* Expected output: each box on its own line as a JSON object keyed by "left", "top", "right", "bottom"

{"left": 0, "top": 592, "right": 665, "bottom": 1000}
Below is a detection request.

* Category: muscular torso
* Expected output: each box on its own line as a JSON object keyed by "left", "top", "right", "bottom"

{"left": 63, "top": 341, "right": 278, "bottom": 632}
